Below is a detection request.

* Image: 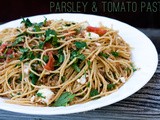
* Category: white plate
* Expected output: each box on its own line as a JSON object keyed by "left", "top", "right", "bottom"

{"left": 0, "top": 13, "right": 158, "bottom": 115}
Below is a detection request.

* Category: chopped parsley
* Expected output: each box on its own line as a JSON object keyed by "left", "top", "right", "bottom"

{"left": 36, "top": 93, "right": 45, "bottom": 99}
{"left": 111, "top": 51, "right": 119, "bottom": 57}
{"left": 74, "top": 41, "right": 87, "bottom": 49}
{"left": 72, "top": 63, "right": 81, "bottom": 72}
{"left": 39, "top": 41, "right": 45, "bottom": 49}
{"left": 29, "top": 72, "right": 39, "bottom": 85}
{"left": 21, "top": 18, "right": 33, "bottom": 27}
{"left": 19, "top": 48, "right": 29, "bottom": 61}
{"left": 19, "top": 48, "right": 37, "bottom": 61}
{"left": 107, "top": 84, "right": 115, "bottom": 91}
{"left": 57, "top": 50, "right": 64, "bottom": 64}
{"left": 33, "top": 24, "right": 41, "bottom": 32}
{"left": 45, "top": 29, "right": 58, "bottom": 46}
{"left": 70, "top": 50, "right": 86, "bottom": 72}
{"left": 70, "top": 50, "right": 86, "bottom": 61}
{"left": 43, "top": 55, "right": 49, "bottom": 63}
{"left": 12, "top": 37, "right": 24, "bottom": 46}
{"left": 99, "top": 52, "right": 109, "bottom": 59}
{"left": 87, "top": 82, "right": 90, "bottom": 87}
{"left": 61, "top": 76, "right": 66, "bottom": 83}
{"left": 87, "top": 60, "right": 91, "bottom": 67}
{"left": 28, "top": 51, "right": 35, "bottom": 60}
{"left": 90, "top": 89, "right": 99, "bottom": 97}
{"left": 53, "top": 92, "right": 75, "bottom": 107}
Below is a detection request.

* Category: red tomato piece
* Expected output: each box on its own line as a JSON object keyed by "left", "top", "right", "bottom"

{"left": 0, "top": 44, "right": 7, "bottom": 53}
{"left": 44, "top": 52, "right": 55, "bottom": 71}
{"left": 86, "top": 26, "right": 107, "bottom": 36}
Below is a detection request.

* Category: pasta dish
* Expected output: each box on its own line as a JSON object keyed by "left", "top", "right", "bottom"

{"left": 0, "top": 18, "right": 136, "bottom": 106}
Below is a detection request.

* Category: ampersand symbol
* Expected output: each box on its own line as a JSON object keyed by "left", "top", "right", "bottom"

{"left": 92, "top": 2, "right": 97, "bottom": 12}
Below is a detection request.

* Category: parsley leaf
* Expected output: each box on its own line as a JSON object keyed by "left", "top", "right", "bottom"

{"left": 43, "top": 55, "right": 49, "bottom": 63}
{"left": 36, "top": 93, "right": 45, "bottom": 99}
{"left": 21, "top": 18, "right": 32, "bottom": 27}
{"left": 17, "top": 31, "right": 28, "bottom": 37}
{"left": 111, "top": 51, "right": 119, "bottom": 57}
{"left": 87, "top": 60, "right": 91, "bottom": 67}
{"left": 28, "top": 51, "right": 35, "bottom": 60}
{"left": 87, "top": 82, "right": 90, "bottom": 87}
{"left": 90, "top": 89, "right": 99, "bottom": 97}
{"left": 61, "top": 76, "right": 66, "bottom": 83}
{"left": 70, "top": 50, "right": 86, "bottom": 72}
{"left": 54, "top": 92, "right": 75, "bottom": 107}
{"left": 43, "top": 17, "right": 47, "bottom": 25}
{"left": 39, "top": 41, "right": 45, "bottom": 49}
{"left": 57, "top": 49, "right": 64, "bottom": 64}
{"left": 45, "top": 29, "right": 58, "bottom": 46}
{"left": 58, "top": 54, "right": 64, "bottom": 64}
{"left": 72, "top": 63, "right": 81, "bottom": 72}
{"left": 20, "top": 48, "right": 29, "bottom": 53}
{"left": 70, "top": 50, "right": 85, "bottom": 61}
{"left": 107, "top": 84, "right": 115, "bottom": 91}
{"left": 33, "top": 24, "right": 41, "bottom": 32}
{"left": 12, "top": 37, "right": 24, "bottom": 46}
{"left": 19, "top": 48, "right": 29, "bottom": 61}
{"left": 74, "top": 41, "right": 87, "bottom": 49}
{"left": 29, "top": 72, "right": 39, "bottom": 85}
{"left": 99, "top": 52, "right": 109, "bottom": 59}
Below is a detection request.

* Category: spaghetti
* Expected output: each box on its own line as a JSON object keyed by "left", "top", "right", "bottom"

{"left": 0, "top": 18, "right": 135, "bottom": 106}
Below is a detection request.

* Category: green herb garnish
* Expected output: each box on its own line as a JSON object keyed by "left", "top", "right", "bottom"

{"left": 90, "top": 89, "right": 99, "bottom": 97}
{"left": 111, "top": 51, "right": 119, "bottom": 57}
{"left": 45, "top": 29, "right": 58, "bottom": 46}
{"left": 43, "top": 55, "right": 49, "bottom": 63}
{"left": 72, "top": 63, "right": 81, "bottom": 72}
{"left": 107, "top": 84, "right": 115, "bottom": 91}
{"left": 29, "top": 72, "right": 39, "bottom": 85}
{"left": 87, "top": 82, "right": 90, "bottom": 87}
{"left": 12, "top": 37, "right": 24, "bottom": 46}
{"left": 74, "top": 41, "right": 87, "bottom": 49}
{"left": 99, "top": 52, "right": 109, "bottom": 59}
{"left": 19, "top": 48, "right": 29, "bottom": 61}
{"left": 70, "top": 50, "right": 85, "bottom": 61}
{"left": 28, "top": 51, "right": 35, "bottom": 60}
{"left": 39, "top": 41, "right": 45, "bottom": 49}
{"left": 53, "top": 92, "right": 75, "bottom": 107}
{"left": 21, "top": 18, "right": 32, "bottom": 27}
{"left": 61, "top": 76, "right": 66, "bottom": 83}
{"left": 36, "top": 93, "right": 45, "bottom": 99}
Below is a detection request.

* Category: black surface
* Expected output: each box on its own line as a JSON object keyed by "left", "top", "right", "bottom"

{"left": 0, "top": 0, "right": 160, "bottom": 28}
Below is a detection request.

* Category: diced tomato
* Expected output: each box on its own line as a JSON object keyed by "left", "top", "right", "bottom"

{"left": 44, "top": 42, "right": 53, "bottom": 50}
{"left": 0, "top": 59, "right": 5, "bottom": 62}
{"left": 86, "top": 26, "right": 107, "bottom": 36}
{"left": 44, "top": 52, "right": 55, "bottom": 71}
{"left": 6, "top": 49, "right": 14, "bottom": 55}
{"left": 0, "top": 44, "right": 7, "bottom": 53}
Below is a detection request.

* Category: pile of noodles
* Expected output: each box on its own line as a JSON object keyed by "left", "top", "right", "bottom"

{"left": 0, "top": 18, "right": 134, "bottom": 106}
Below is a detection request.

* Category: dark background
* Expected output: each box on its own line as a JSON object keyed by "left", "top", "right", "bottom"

{"left": 0, "top": 0, "right": 160, "bottom": 28}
